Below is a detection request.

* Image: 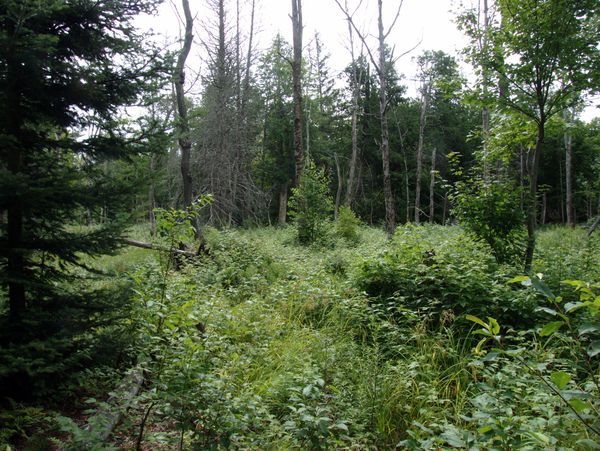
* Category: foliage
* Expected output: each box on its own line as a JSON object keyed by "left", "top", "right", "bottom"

{"left": 288, "top": 162, "right": 334, "bottom": 244}
{"left": 0, "top": 0, "right": 171, "bottom": 320}
{"left": 449, "top": 154, "right": 526, "bottom": 264}
{"left": 355, "top": 224, "right": 536, "bottom": 327}
{"left": 336, "top": 205, "right": 361, "bottom": 243}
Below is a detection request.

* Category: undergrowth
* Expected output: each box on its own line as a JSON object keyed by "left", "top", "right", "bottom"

{"left": 2, "top": 223, "right": 598, "bottom": 449}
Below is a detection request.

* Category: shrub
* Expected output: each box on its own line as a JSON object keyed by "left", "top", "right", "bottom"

{"left": 336, "top": 206, "right": 361, "bottom": 243}
{"left": 448, "top": 156, "right": 526, "bottom": 264}
{"left": 289, "top": 163, "right": 333, "bottom": 245}
{"left": 354, "top": 225, "right": 537, "bottom": 328}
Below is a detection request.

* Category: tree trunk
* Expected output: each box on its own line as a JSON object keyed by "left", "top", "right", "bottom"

{"left": 334, "top": 153, "right": 342, "bottom": 220}
{"left": 377, "top": 0, "right": 395, "bottom": 238}
{"left": 345, "top": 16, "right": 361, "bottom": 207}
{"left": 415, "top": 84, "right": 428, "bottom": 224}
{"left": 481, "top": 0, "right": 490, "bottom": 180}
{"left": 291, "top": 0, "right": 303, "bottom": 187}
{"left": 175, "top": 0, "right": 194, "bottom": 208}
{"left": 278, "top": 183, "right": 288, "bottom": 225}
{"left": 564, "top": 108, "right": 574, "bottom": 226}
{"left": 524, "top": 120, "right": 544, "bottom": 273}
{"left": 429, "top": 147, "right": 436, "bottom": 223}
{"left": 149, "top": 155, "right": 156, "bottom": 237}
{"left": 541, "top": 192, "right": 547, "bottom": 225}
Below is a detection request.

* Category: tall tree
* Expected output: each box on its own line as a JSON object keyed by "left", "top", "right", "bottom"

{"left": 291, "top": 0, "right": 303, "bottom": 187}
{"left": 335, "top": 0, "right": 407, "bottom": 238}
{"left": 175, "top": 0, "right": 194, "bottom": 208}
{"left": 489, "top": 0, "right": 600, "bottom": 271}
{"left": 0, "top": 0, "right": 167, "bottom": 319}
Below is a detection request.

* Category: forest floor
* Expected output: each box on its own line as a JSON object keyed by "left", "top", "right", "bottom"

{"left": 1, "top": 224, "right": 599, "bottom": 449}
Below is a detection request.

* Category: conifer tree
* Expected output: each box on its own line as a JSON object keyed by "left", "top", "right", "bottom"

{"left": 0, "top": 0, "right": 169, "bottom": 320}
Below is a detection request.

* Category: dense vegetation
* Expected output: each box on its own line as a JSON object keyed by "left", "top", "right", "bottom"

{"left": 1, "top": 0, "right": 599, "bottom": 449}
{"left": 1, "top": 221, "right": 598, "bottom": 449}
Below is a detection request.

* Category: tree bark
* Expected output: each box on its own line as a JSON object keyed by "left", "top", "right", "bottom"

{"left": 175, "top": 0, "right": 194, "bottom": 208}
{"left": 429, "top": 147, "right": 436, "bottom": 223}
{"left": 345, "top": 14, "right": 361, "bottom": 207}
{"left": 278, "top": 183, "right": 288, "bottom": 225}
{"left": 377, "top": 0, "right": 395, "bottom": 238}
{"left": 291, "top": 0, "right": 303, "bottom": 187}
{"left": 524, "top": 119, "right": 544, "bottom": 273}
{"left": 415, "top": 83, "right": 429, "bottom": 224}
{"left": 334, "top": 153, "right": 342, "bottom": 220}
{"left": 564, "top": 108, "right": 574, "bottom": 226}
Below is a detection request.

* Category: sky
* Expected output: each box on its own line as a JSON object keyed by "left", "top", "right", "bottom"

{"left": 138, "top": 0, "right": 598, "bottom": 121}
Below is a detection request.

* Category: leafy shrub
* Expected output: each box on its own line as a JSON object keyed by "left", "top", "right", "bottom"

{"left": 354, "top": 225, "right": 537, "bottom": 327}
{"left": 336, "top": 206, "right": 361, "bottom": 243}
{"left": 289, "top": 162, "right": 333, "bottom": 245}
{"left": 449, "top": 157, "right": 526, "bottom": 264}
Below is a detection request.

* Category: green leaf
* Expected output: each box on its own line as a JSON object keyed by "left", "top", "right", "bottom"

{"left": 579, "top": 323, "right": 600, "bottom": 336}
{"left": 536, "top": 306, "right": 557, "bottom": 316}
{"left": 508, "top": 275, "right": 530, "bottom": 284}
{"left": 531, "top": 276, "right": 554, "bottom": 299}
{"left": 576, "top": 439, "right": 600, "bottom": 449}
{"left": 488, "top": 317, "right": 500, "bottom": 335}
{"left": 564, "top": 302, "right": 584, "bottom": 313}
{"left": 569, "top": 399, "right": 591, "bottom": 413}
{"left": 587, "top": 340, "right": 600, "bottom": 358}
{"left": 466, "top": 314, "right": 488, "bottom": 329}
{"left": 550, "top": 371, "right": 570, "bottom": 390}
{"left": 540, "top": 321, "right": 564, "bottom": 337}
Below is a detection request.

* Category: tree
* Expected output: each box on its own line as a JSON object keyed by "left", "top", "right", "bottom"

{"left": 335, "top": 0, "right": 408, "bottom": 238}
{"left": 0, "top": 0, "right": 168, "bottom": 320}
{"left": 174, "top": 0, "right": 194, "bottom": 209}
{"left": 488, "top": 0, "right": 600, "bottom": 271}
{"left": 291, "top": 0, "right": 303, "bottom": 187}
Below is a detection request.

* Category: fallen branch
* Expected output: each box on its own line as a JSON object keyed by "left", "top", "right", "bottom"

{"left": 85, "top": 366, "right": 145, "bottom": 443}
{"left": 122, "top": 238, "right": 197, "bottom": 257}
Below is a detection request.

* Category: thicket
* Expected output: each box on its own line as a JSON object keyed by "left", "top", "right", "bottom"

{"left": 2, "top": 223, "right": 598, "bottom": 449}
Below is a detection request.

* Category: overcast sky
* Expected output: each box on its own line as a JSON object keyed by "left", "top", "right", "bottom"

{"left": 139, "top": 0, "right": 598, "bottom": 120}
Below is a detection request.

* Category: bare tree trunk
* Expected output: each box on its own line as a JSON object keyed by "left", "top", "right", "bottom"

{"left": 541, "top": 192, "right": 547, "bottom": 225}
{"left": 291, "top": 0, "right": 303, "bottom": 187}
{"left": 442, "top": 191, "right": 448, "bottom": 224}
{"left": 334, "top": 153, "right": 342, "bottom": 220}
{"left": 558, "top": 155, "right": 564, "bottom": 223}
{"left": 344, "top": 10, "right": 361, "bottom": 207}
{"left": 564, "top": 108, "right": 575, "bottom": 226}
{"left": 334, "top": 0, "right": 404, "bottom": 238}
{"left": 415, "top": 85, "right": 428, "bottom": 224}
{"left": 429, "top": 147, "right": 436, "bottom": 223}
{"left": 278, "top": 183, "right": 288, "bottom": 225}
{"left": 149, "top": 155, "right": 156, "bottom": 237}
{"left": 377, "top": 0, "right": 395, "bottom": 238}
{"left": 524, "top": 119, "right": 544, "bottom": 273}
{"left": 175, "top": 0, "right": 194, "bottom": 208}
{"left": 481, "top": 0, "right": 490, "bottom": 180}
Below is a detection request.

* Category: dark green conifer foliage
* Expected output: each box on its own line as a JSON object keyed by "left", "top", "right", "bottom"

{"left": 0, "top": 0, "right": 168, "bottom": 319}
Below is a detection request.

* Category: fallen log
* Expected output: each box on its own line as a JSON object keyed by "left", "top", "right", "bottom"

{"left": 85, "top": 366, "right": 145, "bottom": 443}
{"left": 122, "top": 238, "right": 197, "bottom": 257}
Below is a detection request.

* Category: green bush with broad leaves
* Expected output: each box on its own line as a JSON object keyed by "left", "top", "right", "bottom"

{"left": 354, "top": 224, "right": 537, "bottom": 327}
{"left": 448, "top": 153, "right": 526, "bottom": 264}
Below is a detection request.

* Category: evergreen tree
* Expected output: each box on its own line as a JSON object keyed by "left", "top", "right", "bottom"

{"left": 0, "top": 0, "right": 169, "bottom": 321}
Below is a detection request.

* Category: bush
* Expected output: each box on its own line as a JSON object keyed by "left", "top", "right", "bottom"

{"left": 289, "top": 163, "right": 333, "bottom": 245}
{"left": 354, "top": 225, "right": 537, "bottom": 328}
{"left": 449, "top": 158, "right": 526, "bottom": 264}
{"left": 336, "top": 206, "right": 361, "bottom": 243}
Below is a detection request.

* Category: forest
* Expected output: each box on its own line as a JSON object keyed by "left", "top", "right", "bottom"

{"left": 0, "top": 0, "right": 599, "bottom": 449}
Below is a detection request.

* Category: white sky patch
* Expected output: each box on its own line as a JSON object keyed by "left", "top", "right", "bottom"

{"left": 136, "top": 0, "right": 598, "bottom": 121}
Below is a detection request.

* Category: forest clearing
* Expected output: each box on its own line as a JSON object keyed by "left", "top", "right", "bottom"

{"left": 2, "top": 223, "right": 600, "bottom": 449}
{"left": 1, "top": 0, "right": 599, "bottom": 449}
